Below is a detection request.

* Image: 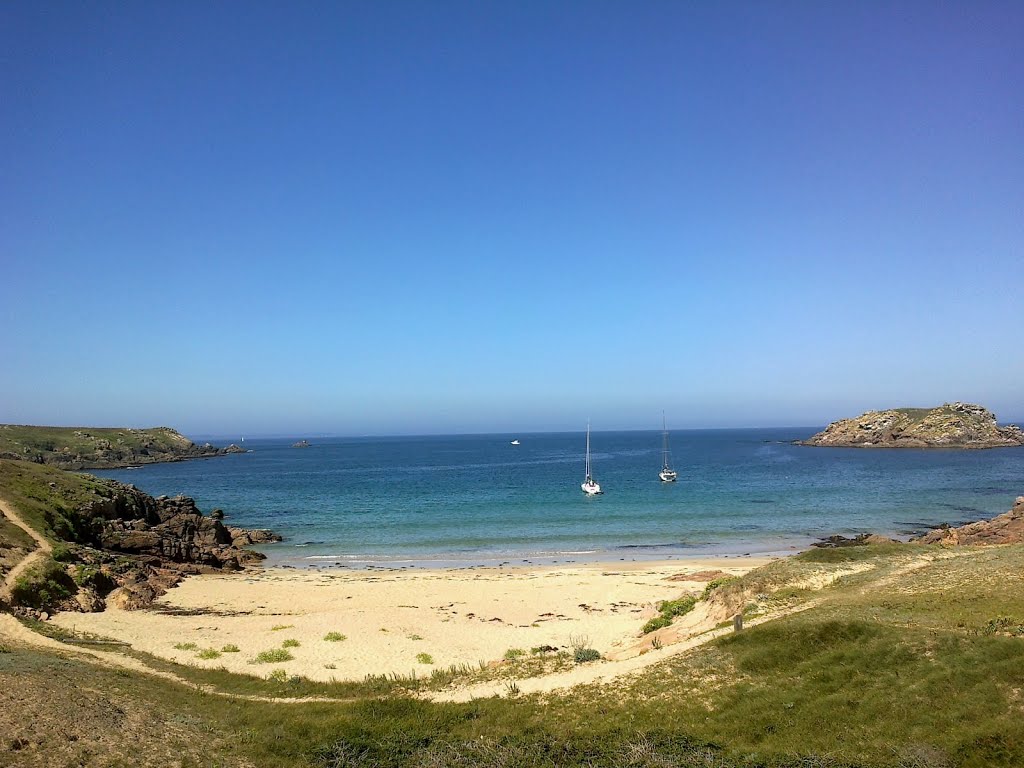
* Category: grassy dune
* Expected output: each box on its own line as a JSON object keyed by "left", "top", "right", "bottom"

{"left": 4, "top": 541, "right": 1024, "bottom": 767}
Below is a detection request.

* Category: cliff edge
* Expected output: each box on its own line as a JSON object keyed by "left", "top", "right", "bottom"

{"left": 798, "top": 402, "right": 1024, "bottom": 449}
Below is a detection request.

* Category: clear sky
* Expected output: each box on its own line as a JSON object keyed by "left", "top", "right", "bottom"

{"left": 2, "top": 2, "right": 1022, "bottom": 436}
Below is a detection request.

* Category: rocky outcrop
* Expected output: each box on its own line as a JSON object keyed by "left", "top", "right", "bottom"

{"left": 0, "top": 425, "right": 247, "bottom": 469}
{"left": 798, "top": 403, "right": 1024, "bottom": 449}
{"left": 811, "top": 533, "right": 902, "bottom": 548}
{"left": 4, "top": 473, "right": 281, "bottom": 616}
{"left": 914, "top": 496, "right": 1024, "bottom": 547}
{"left": 94, "top": 492, "right": 278, "bottom": 570}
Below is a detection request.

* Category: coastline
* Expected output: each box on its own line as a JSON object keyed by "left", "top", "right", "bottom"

{"left": 51, "top": 555, "right": 774, "bottom": 687}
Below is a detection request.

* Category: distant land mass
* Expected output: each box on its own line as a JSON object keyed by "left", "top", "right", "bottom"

{"left": 799, "top": 402, "right": 1024, "bottom": 449}
{"left": 0, "top": 425, "right": 245, "bottom": 470}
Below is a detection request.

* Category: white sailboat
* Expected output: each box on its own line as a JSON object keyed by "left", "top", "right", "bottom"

{"left": 659, "top": 412, "right": 678, "bottom": 482}
{"left": 581, "top": 421, "right": 602, "bottom": 495}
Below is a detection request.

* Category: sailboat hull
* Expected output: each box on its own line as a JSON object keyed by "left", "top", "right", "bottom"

{"left": 659, "top": 470, "right": 678, "bottom": 482}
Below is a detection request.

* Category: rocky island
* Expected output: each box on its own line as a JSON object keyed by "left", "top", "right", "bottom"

{"left": 798, "top": 402, "right": 1024, "bottom": 449}
{"left": 0, "top": 424, "right": 247, "bottom": 470}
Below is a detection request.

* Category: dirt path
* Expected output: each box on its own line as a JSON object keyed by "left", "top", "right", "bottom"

{"left": 0, "top": 497, "right": 52, "bottom": 604}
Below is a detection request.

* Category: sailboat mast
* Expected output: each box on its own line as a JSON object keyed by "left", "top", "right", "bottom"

{"left": 585, "top": 421, "right": 591, "bottom": 479}
{"left": 662, "top": 412, "right": 671, "bottom": 471}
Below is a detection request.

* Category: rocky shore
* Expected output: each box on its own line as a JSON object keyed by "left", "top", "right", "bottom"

{"left": 798, "top": 402, "right": 1024, "bottom": 449}
{"left": 913, "top": 496, "right": 1024, "bottom": 547}
{"left": 1, "top": 461, "right": 279, "bottom": 616}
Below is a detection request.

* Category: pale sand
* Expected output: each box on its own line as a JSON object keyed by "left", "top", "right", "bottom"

{"left": 50, "top": 557, "right": 774, "bottom": 692}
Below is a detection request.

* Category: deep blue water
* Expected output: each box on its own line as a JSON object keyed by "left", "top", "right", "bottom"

{"left": 91, "top": 429, "right": 1024, "bottom": 567}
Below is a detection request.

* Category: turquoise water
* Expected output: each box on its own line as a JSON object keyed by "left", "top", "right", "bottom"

{"left": 92, "top": 429, "right": 1024, "bottom": 567}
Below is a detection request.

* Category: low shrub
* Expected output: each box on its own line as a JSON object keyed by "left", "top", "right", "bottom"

{"left": 574, "top": 647, "right": 601, "bottom": 664}
{"left": 323, "top": 632, "right": 347, "bottom": 642}
{"left": 10, "top": 559, "right": 77, "bottom": 611}
{"left": 197, "top": 648, "right": 222, "bottom": 660}
{"left": 503, "top": 648, "right": 526, "bottom": 661}
{"left": 251, "top": 648, "right": 294, "bottom": 664}
{"left": 281, "top": 638, "right": 300, "bottom": 648}
{"left": 416, "top": 653, "right": 434, "bottom": 664}
{"left": 221, "top": 644, "right": 241, "bottom": 653}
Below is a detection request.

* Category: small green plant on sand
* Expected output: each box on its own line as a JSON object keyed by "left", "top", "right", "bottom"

{"left": 221, "top": 644, "right": 240, "bottom": 653}
{"left": 416, "top": 652, "right": 434, "bottom": 664}
{"left": 407, "top": 633, "right": 423, "bottom": 641}
{"left": 197, "top": 648, "right": 221, "bottom": 660}
{"left": 503, "top": 648, "right": 526, "bottom": 661}
{"left": 323, "top": 632, "right": 347, "bottom": 642}
{"left": 174, "top": 642, "right": 198, "bottom": 651}
{"left": 251, "top": 648, "right": 294, "bottom": 664}
{"left": 574, "top": 647, "right": 601, "bottom": 664}
{"left": 270, "top": 624, "right": 294, "bottom": 631}
{"left": 268, "top": 669, "right": 288, "bottom": 682}
{"left": 281, "top": 638, "right": 300, "bottom": 648}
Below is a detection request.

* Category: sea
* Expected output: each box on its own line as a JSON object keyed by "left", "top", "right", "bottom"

{"left": 90, "top": 429, "right": 1024, "bottom": 569}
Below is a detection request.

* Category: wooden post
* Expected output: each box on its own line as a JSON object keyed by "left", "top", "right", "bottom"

{"left": 733, "top": 613, "right": 743, "bottom": 632}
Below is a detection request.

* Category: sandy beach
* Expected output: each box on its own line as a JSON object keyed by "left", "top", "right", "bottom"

{"left": 51, "top": 557, "right": 773, "bottom": 689}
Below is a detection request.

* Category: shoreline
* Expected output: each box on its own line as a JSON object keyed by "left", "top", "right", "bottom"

{"left": 50, "top": 555, "right": 775, "bottom": 686}
{"left": 258, "top": 540, "right": 810, "bottom": 570}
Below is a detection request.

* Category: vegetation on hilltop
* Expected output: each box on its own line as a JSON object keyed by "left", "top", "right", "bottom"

{"left": 0, "top": 423, "right": 242, "bottom": 469}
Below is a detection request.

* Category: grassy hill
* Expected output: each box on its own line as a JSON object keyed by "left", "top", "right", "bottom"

{"left": 0, "top": 424, "right": 234, "bottom": 469}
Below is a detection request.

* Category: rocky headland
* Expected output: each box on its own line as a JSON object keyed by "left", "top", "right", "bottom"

{"left": 0, "top": 459, "right": 279, "bottom": 616}
{"left": 798, "top": 402, "right": 1024, "bottom": 449}
{"left": 0, "top": 424, "right": 247, "bottom": 470}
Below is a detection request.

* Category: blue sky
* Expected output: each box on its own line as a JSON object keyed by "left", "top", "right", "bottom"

{"left": 2, "top": 2, "right": 1022, "bottom": 436}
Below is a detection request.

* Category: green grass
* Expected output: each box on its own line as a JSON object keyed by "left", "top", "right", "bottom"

{"left": 281, "top": 638, "right": 300, "bottom": 648}
{"left": 196, "top": 648, "right": 222, "bottom": 660}
{"left": 173, "top": 642, "right": 198, "bottom": 651}
{"left": 323, "top": 632, "right": 347, "bottom": 642}
{"left": 221, "top": 644, "right": 241, "bottom": 653}
{"left": 415, "top": 653, "right": 434, "bottom": 665}
{"left": 503, "top": 648, "right": 526, "bottom": 661}
{"left": 0, "top": 459, "right": 121, "bottom": 544}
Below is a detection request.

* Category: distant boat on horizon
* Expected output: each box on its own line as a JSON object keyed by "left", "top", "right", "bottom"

{"left": 581, "top": 421, "right": 602, "bottom": 495}
{"left": 659, "top": 412, "right": 678, "bottom": 483}
{"left": 510, "top": 439, "right": 520, "bottom": 445}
